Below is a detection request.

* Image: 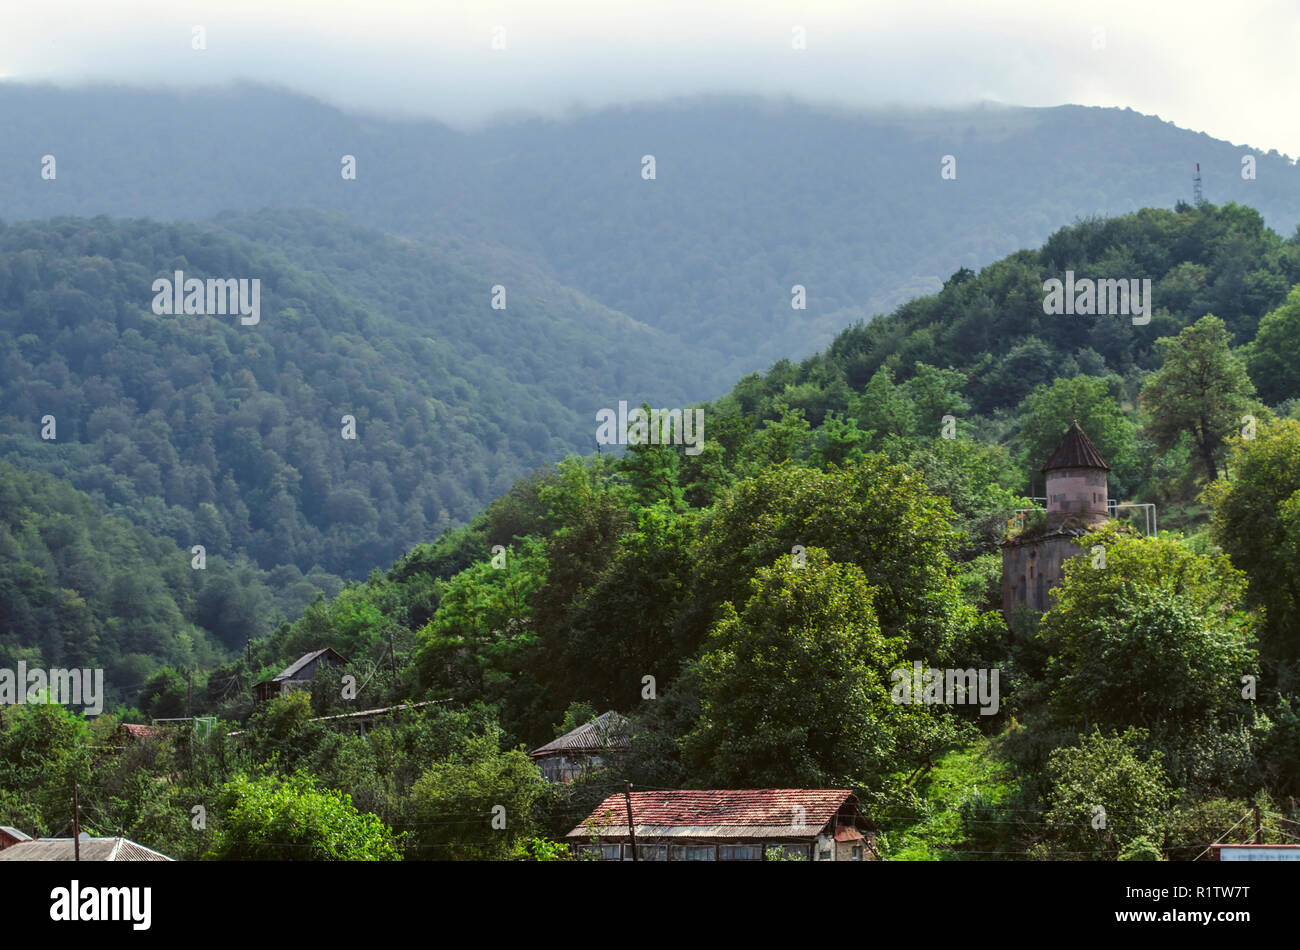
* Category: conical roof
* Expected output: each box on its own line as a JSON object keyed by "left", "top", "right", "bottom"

{"left": 1041, "top": 420, "right": 1109, "bottom": 473}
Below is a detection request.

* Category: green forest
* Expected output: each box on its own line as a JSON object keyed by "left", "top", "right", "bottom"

{"left": 4, "top": 200, "right": 1300, "bottom": 859}
{"left": 0, "top": 212, "right": 692, "bottom": 582}
{"left": 5, "top": 85, "right": 1300, "bottom": 387}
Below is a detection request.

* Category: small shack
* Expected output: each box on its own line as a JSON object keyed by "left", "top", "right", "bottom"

{"left": 255, "top": 648, "right": 349, "bottom": 703}
{"left": 0, "top": 826, "right": 32, "bottom": 852}
{"left": 529, "top": 711, "right": 630, "bottom": 783}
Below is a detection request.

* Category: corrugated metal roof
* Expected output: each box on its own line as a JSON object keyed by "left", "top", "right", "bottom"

{"left": 313, "top": 700, "right": 445, "bottom": 722}
{"left": 1042, "top": 421, "right": 1109, "bottom": 473}
{"left": 272, "top": 648, "right": 348, "bottom": 682}
{"left": 567, "top": 789, "right": 855, "bottom": 839}
{"left": 0, "top": 826, "right": 32, "bottom": 841}
{"left": 0, "top": 837, "right": 173, "bottom": 861}
{"left": 530, "top": 711, "right": 630, "bottom": 757}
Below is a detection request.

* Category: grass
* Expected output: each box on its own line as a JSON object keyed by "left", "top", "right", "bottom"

{"left": 881, "top": 733, "right": 1019, "bottom": 860}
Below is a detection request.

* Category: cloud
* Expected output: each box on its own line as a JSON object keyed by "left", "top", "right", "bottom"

{"left": 1, "top": 0, "right": 1296, "bottom": 154}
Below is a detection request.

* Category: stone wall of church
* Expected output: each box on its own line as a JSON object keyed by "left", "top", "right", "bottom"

{"left": 1001, "top": 534, "right": 1088, "bottom": 619}
{"left": 1045, "top": 467, "right": 1108, "bottom": 525}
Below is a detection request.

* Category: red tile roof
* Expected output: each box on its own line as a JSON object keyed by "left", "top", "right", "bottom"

{"left": 573, "top": 789, "right": 854, "bottom": 836}
{"left": 119, "top": 724, "right": 162, "bottom": 740}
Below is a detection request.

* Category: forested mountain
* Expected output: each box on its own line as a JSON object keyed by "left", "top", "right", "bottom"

{"left": 760, "top": 201, "right": 1300, "bottom": 415}
{"left": 3, "top": 83, "right": 1299, "bottom": 390}
{"left": 4, "top": 201, "right": 1298, "bottom": 703}
{"left": 0, "top": 213, "right": 691, "bottom": 581}
{"left": 7, "top": 199, "right": 1300, "bottom": 860}
{"left": 226, "top": 201, "right": 1300, "bottom": 738}
{"left": 0, "top": 459, "right": 305, "bottom": 705}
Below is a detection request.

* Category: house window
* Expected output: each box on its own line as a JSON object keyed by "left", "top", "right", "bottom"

{"left": 852, "top": 846, "right": 863, "bottom": 861}
{"left": 718, "top": 844, "right": 762, "bottom": 861}
{"left": 669, "top": 844, "right": 716, "bottom": 861}
{"left": 636, "top": 845, "right": 668, "bottom": 861}
{"left": 818, "top": 848, "right": 832, "bottom": 861}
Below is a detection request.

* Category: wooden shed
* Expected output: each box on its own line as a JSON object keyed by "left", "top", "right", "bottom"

{"left": 254, "top": 648, "right": 349, "bottom": 703}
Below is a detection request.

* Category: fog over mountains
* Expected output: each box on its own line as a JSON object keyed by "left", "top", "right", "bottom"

{"left": 3, "top": 83, "right": 1298, "bottom": 393}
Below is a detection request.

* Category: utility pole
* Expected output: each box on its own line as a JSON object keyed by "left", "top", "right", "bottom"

{"left": 72, "top": 781, "right": 81, "bottom": 862}
{"left": 1254, "top": 803, "right": 1263, "bottom": 844}
{"left": 187, "top": 672, "right": 193, "bottom": 719}
{"left": 389, "top": 629, "right": 397, "bottom": 690}
{"left": 623, "top": 780, "right": 639, "bottom": 862}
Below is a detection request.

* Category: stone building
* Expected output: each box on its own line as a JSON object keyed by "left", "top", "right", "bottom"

{"left": 1001, "top": 420, "right": 1111, "bottom": 619}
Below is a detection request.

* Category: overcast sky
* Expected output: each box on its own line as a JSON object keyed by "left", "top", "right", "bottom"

{"left": 2, "top": 0, "right": 1297, "bottom": 157}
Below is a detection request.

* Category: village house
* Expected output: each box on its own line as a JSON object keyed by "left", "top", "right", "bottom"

{"left": 254, "top": 648, "right": 349, "bottom": 703}
{"left": 0, "top": 826, "right": 32, "bottom": 851}
{"left": 529, "top": 711, "right": 630, "bottom": 783}
{"left": 568, "top": 788, "right": 875, "bottom": 861}
{"left": 0, "top": 835, "right": 174, "bottom": 861}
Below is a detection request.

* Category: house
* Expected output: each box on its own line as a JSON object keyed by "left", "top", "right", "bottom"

{"left": 0, "top": 826, "right": 32, "bottom": 851}
{"left": 1002, "top": 421, "right": 1114, "bottom": 619}
{"left": 0, "top": 836, "right": 174, "bottom": 861}
{"left": 568, "top": 788, "right": 875, "bottom": 861}
{"left": 254, "top": 648, "right": 349, "bottom": 703}
{"left": 529, "top": 711, "right": 630, "bottom": 783}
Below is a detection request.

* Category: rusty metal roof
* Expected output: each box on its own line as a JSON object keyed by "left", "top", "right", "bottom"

{"left": 1042, "top": 420, "right": 1109, "bottom": 473}
{"left": 0, "top": 837, "right": 173, "bottom": 861}
{"left": 567, "top": 789, "right": 855, "bottom": 839}
{"left": 530, "top": 711, "right": 630, "bottom": 757}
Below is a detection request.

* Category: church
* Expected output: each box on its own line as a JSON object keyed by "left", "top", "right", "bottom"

{"left": 1001, "top": 421, "right": 1113, "bottom": 620}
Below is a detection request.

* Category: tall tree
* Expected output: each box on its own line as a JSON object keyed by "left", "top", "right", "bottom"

{"left": 1205, "top": 418, "right": 1300, "bottom": 670}
{"left": 1140, "top": 314, "right": 1258, "bottom": 481}
{"left": 1014, "top": 375, "right": 1138, "bottom": 492}
{"left": 684, "top": 548, "right": 923, "bottom": 788}
{"left": 1244, "top": 284, "right": 1300, "bottom": 405}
